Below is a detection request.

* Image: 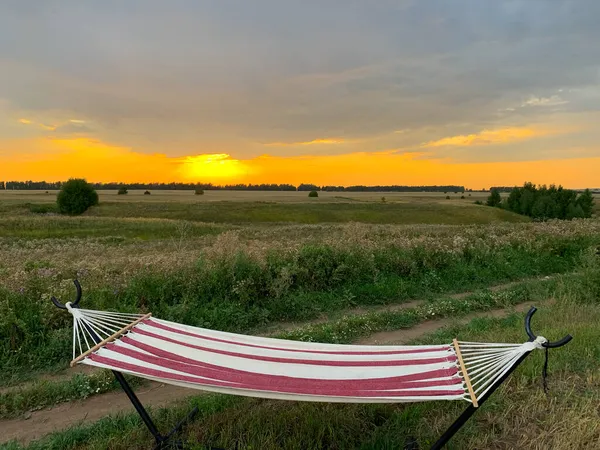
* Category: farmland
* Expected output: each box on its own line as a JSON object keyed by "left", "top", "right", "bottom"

{"left": 0, "top": 190, "right": 599, "bottom": 449}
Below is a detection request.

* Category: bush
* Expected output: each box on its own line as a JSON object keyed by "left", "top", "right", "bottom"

{"left": 474, "top": 200, "right": 483, "bottom": 205}
{"left": 117, "top": 187, "right": 128, "bottom": 195}
{"left": 445, "top": 195, "right": 450, "bottom": 200}
{"left": 486, "top": 189, "right": 502, "bottom": 207}
{"left": 381, "top": 197, "right": 386, "bottom": 203}
{"left": 195, "top": 189, "right": 204, "bottom": 196}
{"left": 308, "top": 190, "right": 318, "bottom": 198}
{"left": 460, "top": 195, "right": 465, "bottom": 199}
{"left": 56, "top": 179, "right": 99, "bottom": 215}
{"left": 144, "top": 190, "right": 151, "bottom": 195}
{"left": 504, "top": 183, "right": 594, "bottom": 220}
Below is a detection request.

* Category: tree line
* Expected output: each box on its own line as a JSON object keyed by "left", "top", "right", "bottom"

{"left": 487, "top": 182, "right": 595, "bottom": 220}
{"left": 1, "top": 180, "right": 465, "bottom": 192}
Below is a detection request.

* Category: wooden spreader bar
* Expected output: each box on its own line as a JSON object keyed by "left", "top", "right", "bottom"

{"left": 453, "top": 338, "right": 478, "bottom": 408}
{"left": 70, "top": 313, "right": 152, "bottom": 367}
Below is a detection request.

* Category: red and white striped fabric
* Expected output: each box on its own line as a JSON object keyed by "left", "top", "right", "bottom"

{"left": 67, "top": 307, "right": 543, "bottom": 404}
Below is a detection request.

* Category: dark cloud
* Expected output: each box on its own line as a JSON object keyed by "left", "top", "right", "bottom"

{"left": 1, "top": 0, "right": 599, "bottom": 159}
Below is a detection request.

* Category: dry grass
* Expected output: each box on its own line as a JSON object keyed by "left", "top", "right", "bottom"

{"left": 1, "top": 218, "right": 599, "bottom": 294}
{"left": 0, "top": 189, "right": 492, "bottom": 204}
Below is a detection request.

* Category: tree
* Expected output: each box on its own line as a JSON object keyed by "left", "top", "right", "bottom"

{"left": 577, "top": 189, "right": 595, "bottom": 217}
{"left": 486, "top": 189, "right": 502, "bottom": 207}
{"left": 117, "top": 186, "right": 128, "bottom": 195}
{"left": 308, "top": 190, "right": 318, "bottom": 198}
{"left": 298, "top": 184, "right": 320, "bottom": 192}
{"left": 501, "top": 182, "right": 594, "bottom": 220}
{"left": 195, "top": 188, "right": 204, "bottom": 195}
{"left": 531, "top": 195, "right": 555, "bottom": 221}
{"left": 57, "top": 179, "right": 99, "bottom": 215}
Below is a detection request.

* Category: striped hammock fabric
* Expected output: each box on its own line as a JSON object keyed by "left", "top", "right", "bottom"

{"left": 66, "top": 305, "right": 547, "bottom": 405}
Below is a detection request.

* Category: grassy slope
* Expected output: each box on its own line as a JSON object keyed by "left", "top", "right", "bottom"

{"left": 88, "top": 201, "right": 529, "bottom": 225}
{"left": 0, "top": 215, "right": 228, "bottom": 239}
{"left": 1, "top": 199, "right": 528, "bottom": 227}
{"left": 3, "top": 266, "right": 598, "bottom": 450}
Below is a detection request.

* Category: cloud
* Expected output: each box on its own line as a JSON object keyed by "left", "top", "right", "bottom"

{"left": 265, "top": 138, "right": 349, "bottom": 147}
{"left": 1, "top": 0, "right": 600, "bottom": 170}
{"left": 422, "top": 127, "right": 544, "bottom": 148}
{"left": 521, "top": 95, "right": 568, "bottom": 107}
{"left": 18, "top": 118, "right": 32, "bottom": 124}
{"left": 2, "top": 137, "right": 600, "bottom": 188}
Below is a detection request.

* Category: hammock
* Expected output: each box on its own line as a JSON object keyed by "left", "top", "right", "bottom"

{"left": 52, "top": 281, "right": 572, "bottom": 450}
{"left": 67, "top": 304, "right": 548, "bottom": 407}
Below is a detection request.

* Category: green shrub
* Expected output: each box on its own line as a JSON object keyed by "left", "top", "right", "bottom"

{"left": 460, "top": 195, "right": 465, "bottom": 199}
{"left": 56, "top": 179, "right": 99, "bottom": 215}
{"left": 144, "top": 190, "right": 151, "bottom": 195}
{"left": 486, "top": 188, "right": 502, "bottom": 207}
{"left": 308, "top": 190, "right": 318, "bottom": 198}
{"left": 195, "top": 188, "right": 204, "bottom": 195}
{"left": 445, "top": 195, "right": 450, "bottom": 200}
{"left": 117, "top": 186, "right": 128, "bottom": 195}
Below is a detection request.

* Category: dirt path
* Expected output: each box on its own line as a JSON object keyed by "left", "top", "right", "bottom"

{"left": 265, "top": 275, "right": 551, "bottom": 334}
{"left": 0, "top": 381, "right": 192, "bottom": 445}
{"left": 356, "top": 302, "right": 538, "bottom": 345}
{"left": 0, "top": 276, "right": 554, "bottom": 446}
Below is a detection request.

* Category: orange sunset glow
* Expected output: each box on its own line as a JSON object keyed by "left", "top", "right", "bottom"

{"left": 1, "top": 2, "right": 599, "bottom": 188}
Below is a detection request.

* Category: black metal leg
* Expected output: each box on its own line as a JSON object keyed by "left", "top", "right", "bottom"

{"left": 111, "top": 371, "right": 163, "bottom": 441}
{"left": 429, "top": 351, "right": 532, "bottom": 450}
{"left": 111, "top": 370, "right": 199, "bottom": 448}
{"left": 112, "top": 370, "right": 198, "bottom": 449}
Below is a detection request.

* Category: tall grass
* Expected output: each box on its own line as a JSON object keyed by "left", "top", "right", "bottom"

{"left": 1, "top": 231, "right": 598, "bottom": 384}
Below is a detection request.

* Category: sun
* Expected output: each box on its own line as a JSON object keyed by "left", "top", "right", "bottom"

{"left": 180, "top": 154, "right": 247, "bottom": 181}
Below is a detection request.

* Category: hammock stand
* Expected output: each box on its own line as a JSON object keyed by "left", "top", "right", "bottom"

{"left": 51, "top": 281, "right": 572, "bottom": 450}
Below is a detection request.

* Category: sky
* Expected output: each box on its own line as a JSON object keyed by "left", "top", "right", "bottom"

{"left": 1, "top": 0, "right": 600, "bottom": 188}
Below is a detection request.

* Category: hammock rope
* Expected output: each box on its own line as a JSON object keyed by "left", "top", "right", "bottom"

{"left": 65, "top": 303, "right": 548, "bottom": 405}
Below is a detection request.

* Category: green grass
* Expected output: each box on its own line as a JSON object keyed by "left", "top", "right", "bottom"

{"left": 0, "top": 216, "right": 228, "bottom": 240}
{"left": 4, "top": 270, "right": 598, "bottom": 450}
{"left": 86, "top": 201, "right": 529, "bottom": 225}
{"left": 277, "top": 274, "right": 567, "bottom": 344}
{"left": 2, "top": 234, "right": 596, "bottom": 384}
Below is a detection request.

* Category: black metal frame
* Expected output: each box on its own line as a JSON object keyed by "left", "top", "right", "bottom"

{"left": 52, "top": 281, "right": 572, "bottom": 450}
{"left": 428, "top": 306, "right": 572, "bottom": 450}
{"left": 52, "top": 281, "right": 199, "bottom": 450}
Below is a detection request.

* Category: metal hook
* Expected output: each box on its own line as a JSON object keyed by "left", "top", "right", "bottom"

{"left": 51, "top": 279, "right": 82, "bottom": 310}
{"left": 524, "top": 306, "right": 572, "bottom": 348}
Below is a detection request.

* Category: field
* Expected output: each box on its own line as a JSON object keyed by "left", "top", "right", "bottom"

{"left": 1, "top": 190, "right": 599, "bottom": 449}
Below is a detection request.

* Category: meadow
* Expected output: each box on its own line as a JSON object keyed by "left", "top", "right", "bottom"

{"left": 0, "top": 190, "right": 599, "bottom": 449}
